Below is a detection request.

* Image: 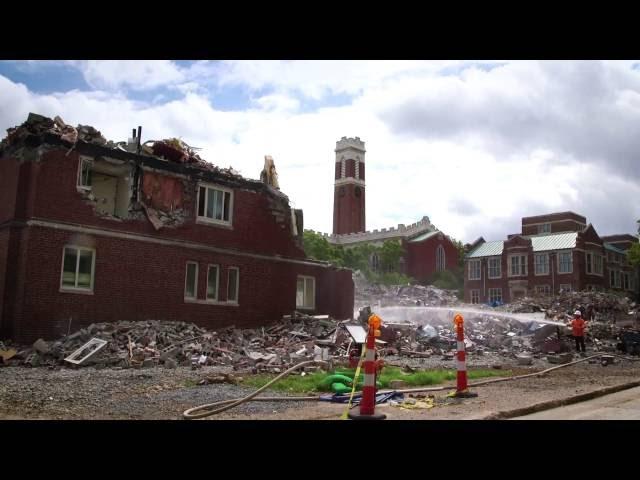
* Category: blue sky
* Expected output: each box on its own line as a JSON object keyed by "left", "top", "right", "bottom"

{"left": 1, "top": 60, "right": 639, "bottom": 242}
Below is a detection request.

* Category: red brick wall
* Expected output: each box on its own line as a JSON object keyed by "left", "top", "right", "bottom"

{"left": 406, "top": 235, "right": 458, "bottom": 281}
{"left": 0, "top": 155, "right": 19, "bottom": 223}
{"left": 28, "top": 150, "right": 306, "bottom": 259}
{"left": 332, "top": 183, "right": 365, "bottom": 235}
{"left": 12, "top": 226, "right": 353, "bottom": 342}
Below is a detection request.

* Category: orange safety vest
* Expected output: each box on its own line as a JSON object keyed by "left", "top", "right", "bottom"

{"left": 572, "top": 318, "right": 586, "bottom": 337}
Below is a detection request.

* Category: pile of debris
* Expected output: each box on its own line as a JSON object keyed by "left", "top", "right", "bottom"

{"left": 498, "top": 290, "right": 638, "bottom": 324}
{"left": 0, "top": 315, "right": 359, "bottom": 370}
{"left": 355, "top": 279, "right": 460, "bottom": 308}
{"left": 0, "top": 113, "right": 243, "bottom": 180}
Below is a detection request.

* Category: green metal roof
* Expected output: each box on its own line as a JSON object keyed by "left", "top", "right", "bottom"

{"left": 530, "top": 232, "right": 577, "bottom": 252}
{"left": 466, "top": 232, "right": 578, "bottom": 258}
{"left": 409, "top": 230, "right": 440, "bottom": 243}
{"left": 466, "top": 241, "right": 504, "bottom": 258}
{"left": 604, "top": 243, "right": 627, "bottom": 255}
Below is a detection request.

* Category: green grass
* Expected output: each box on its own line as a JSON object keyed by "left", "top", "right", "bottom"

{"left": 240, "top": 366, "right": 511, "bottom": 394}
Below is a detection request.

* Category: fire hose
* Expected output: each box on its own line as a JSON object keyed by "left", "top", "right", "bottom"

{"left": 182, "top": 353, "right": 640, "bottom": 420}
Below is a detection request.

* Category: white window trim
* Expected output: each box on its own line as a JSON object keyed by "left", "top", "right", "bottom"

{"left": 535, "top": 284, "right": 551, "bottom": 295}
{"left": 468, "top": 259, "right": 481, "bottom": 281}
{"left": 77, "top": 156, "right": 93, "bottom": 191}
{"left": 508, "top": 254, "right": 528, "bottom": 277}
{"left": 488, "top": 288, "right": 502, "bottom": 303}
{"left": 296, "top": 275, "right": 316, "bottom": 310}
{"left": 60, "top": 245, "right": 96, "bottom": 294}
{"left": 487, "top": 256, "right": 502, "bottom": 279}
{"left": 557, "top": 250, "right": 573, "bottom": 274}
{"left": 196, "top": 183, "right": 234, "bottom": 228}
{"left": 470, "top": 289, "right": 480, "bottom": 304}
{"left": 184, "top": 262, "right": 198, "bottom": 300}
{"left": 227, "top": 267, "right": 240, "bottom": 304}
{"left": 205, "top": 264, "right": 220, "bottom": 302}
{"left": 534, "top": 253, "right": 550, "bottom": 276}
{"left": 586, "top": 251, "right": 604, "bottom": 277}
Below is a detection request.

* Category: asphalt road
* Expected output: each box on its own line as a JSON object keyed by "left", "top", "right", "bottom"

{"left": 513, "top": 386, "right": 640, "bottom": 420}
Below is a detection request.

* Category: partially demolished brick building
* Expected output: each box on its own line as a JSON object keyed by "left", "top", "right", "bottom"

{"left": 0, "top": 114, "right": 353, "bottom": 342}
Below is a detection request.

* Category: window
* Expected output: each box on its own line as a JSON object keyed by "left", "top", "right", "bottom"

{"left": 534, "top": 253, "right": 549, "bottom": 275}
{"left": 77, "top": 157, "right": 92, "bottom": 189}
{"left": 436, "top": 245, "right": 446, "bottom": 272}
{"left": 227, "top": 267, "right": 239, "bottom": 303}
{"left": 623, "top": 272, "right": 630, "bottom": 290}
{"left": 509, "top": 255, "right": 527, "bottom": 277}
{"left": 470, "top": 290, "right": 480, "bottom": 304}
{"left": 206, "top": 265, "right": 219, "bottom": 301}
{"left": 559, "top": 283, "right": 572, "bottom": 293}
{"left": 488, "top": 257, "right": 501, "bottom": 279}
{"left": 185, "top": 262, "right": 198, "bottom": 299}
{"left": 538, "top": 223, "right": 551, "bottom": 234}
{"left": 488, "top": 288, "right": 502, "bottom": 304}
{"left": 613, "top": 270, "right": 621, "bottom": 288}
{"left": 468, "top": 259, "right": 481, "bottom": 280}
{"left": 535, "top": 285, "right": 551, "bottom": 295}
{"left": 586, "top": 252, "right": 603, "bottom": 275}
{"left": 61, "top": 246, "right": 95, "bottom": 292}
{"left": 296, "top": 275, "right": 315, "bottom": 309}
{"left": 558, "top": 251, "right": 573, "bottom": 274}
{"left": 197, "top": 184, "right": 233, "bottom": 225}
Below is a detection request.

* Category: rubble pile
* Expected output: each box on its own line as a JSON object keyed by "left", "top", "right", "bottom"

{"left": 0, "top": 113, "right": 243, "bottom": 179}
{"left": 498, "top": 290, "right": 639, "bottom": 324}
{"left": 355, "top": 280, "right": 460, "bottom": 308}
{"left": 0, "top": 315, "right": 357, "bottom": 370}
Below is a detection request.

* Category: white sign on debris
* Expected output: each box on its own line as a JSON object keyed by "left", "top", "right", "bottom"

{"left": 343, "top": 324, "right": 386, "bottom": 345}
{"left": 64, "top": 338, "right": 108, "bottom": 365}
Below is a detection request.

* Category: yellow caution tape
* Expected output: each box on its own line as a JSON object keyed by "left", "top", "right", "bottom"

{"left": 340, "top": 343, "right": 367, "bottom": 420}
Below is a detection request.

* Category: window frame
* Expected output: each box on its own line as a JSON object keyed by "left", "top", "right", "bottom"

{"left": 206, "top": 264, "right": 220, "bottom": 302}
{"left": 534, "top": 253, "right": 550, "bottom": 276}
{"left": 184, "top": 261, "right": 198, "bottom": 300}
{"left": 488, "top": 288, "right": 502, "bottom": 304}
{"left": 435, "top": 244, "right": 446, "bottom": 272}
{"left": 296, "top": 275, "right": 316, "bottom": 310}
{"left": 586, "top": 251, "right": 603, "bottom": 276}
{"left": 470, "top": 289, "right": 480, "bottom": 304}
{"left": 559, "top": 283, "right": 572, "bottom": 293}
{"left": 538, "top": 223, "right": 551, "bottom": 234}
{"left": 535, "top": 284, "right": 551, "bottom": 295}
{"left": 468, "top": 259, "right": 481, "bottom": 280}
{"left": 227, "top": 267, "right": 240, "bottom": 304}
{"left": 487, "top": 256, "right": 502, "bottom": 279}
{"left": 77, "top": 156, "right": 93, "bottom": 191}
{"left": 508, "top": 254, "right": 528, "bottom": 277}
{"left": 557, "top": 250, "right": 573, "bottom": 274}
{"left": 196, "top": 183, "right": 234, "bottom": 227}
{"left": 59, "top": 245, "right": 96, "bottom": 294}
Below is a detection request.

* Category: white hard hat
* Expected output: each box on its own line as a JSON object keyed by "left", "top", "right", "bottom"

{"left": 574, "top": 310, "right": 581, "bottom": 316}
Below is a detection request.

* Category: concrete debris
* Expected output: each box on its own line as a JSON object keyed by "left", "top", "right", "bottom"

{"left": 260, "top": 155, "right": 280, "bottom": 189}
{"left": 354, "top": 274, "right": 460, "bottom": 308}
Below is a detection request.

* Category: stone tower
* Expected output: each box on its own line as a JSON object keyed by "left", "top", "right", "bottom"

{"left": 333, "top": 137, "right": 366, "bottom": 235}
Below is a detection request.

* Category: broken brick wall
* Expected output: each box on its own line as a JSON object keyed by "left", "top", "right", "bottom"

{"left": 23, "top": 149, "right": 306, "bottom": 259}
{"left": 9, "top": 226, "right": 353, "bottom": 342}
{"left": 141, "top": 170, "right": 184, "bottom": 211}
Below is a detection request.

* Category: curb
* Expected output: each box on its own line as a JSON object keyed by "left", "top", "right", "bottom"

{"left": 481, "top": 380, "right": 640, "bottom": 419}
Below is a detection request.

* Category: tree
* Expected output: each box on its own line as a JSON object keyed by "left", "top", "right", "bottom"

{"left": 380, "top": 240, "right": 404, "bottom": 273}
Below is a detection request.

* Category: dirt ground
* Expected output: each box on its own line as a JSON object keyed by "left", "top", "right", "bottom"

{"left": 2, "top": 355, "right": 639, "bottom": 420}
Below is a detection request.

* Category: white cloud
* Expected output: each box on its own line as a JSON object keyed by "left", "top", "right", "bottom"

{"left": 74, "top": 60, "right": 186, "bottom": 91}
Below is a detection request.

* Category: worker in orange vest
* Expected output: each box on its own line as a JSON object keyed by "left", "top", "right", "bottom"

{"left": 571, "top": 310, "right": 586, "bottom": 354}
